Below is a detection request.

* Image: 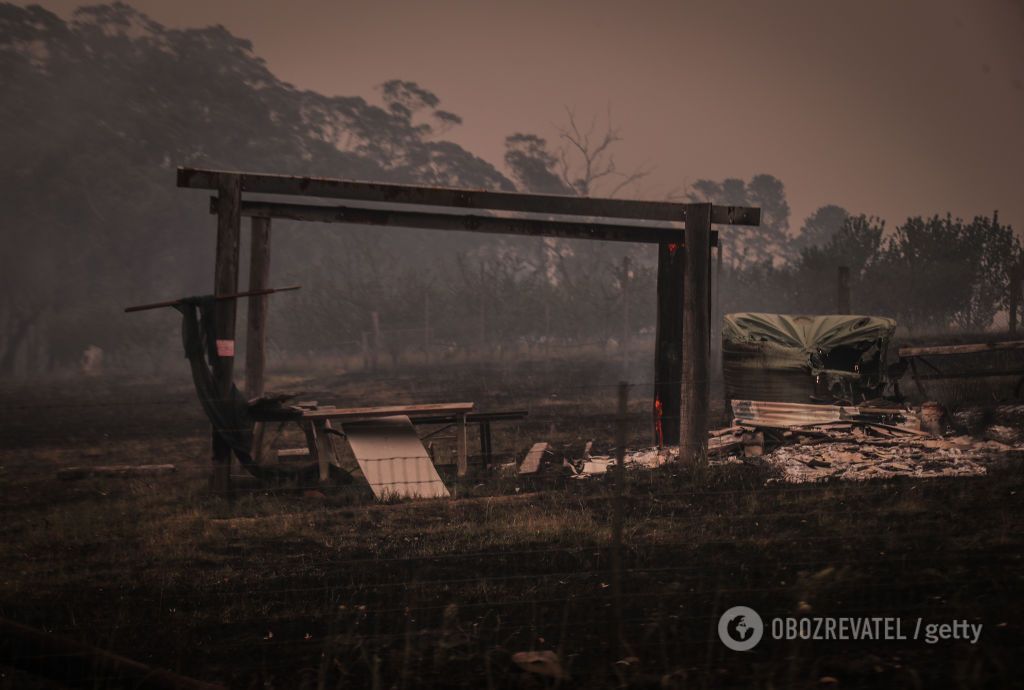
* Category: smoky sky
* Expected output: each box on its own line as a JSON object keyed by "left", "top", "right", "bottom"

{"left": 24, "top": 0, "right": 1024, "bottom": 234}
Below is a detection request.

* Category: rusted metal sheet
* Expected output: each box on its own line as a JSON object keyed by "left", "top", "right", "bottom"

{"left": 342, "top": 415, "right": 449, "bottom": 500}
{"left": 210, "top": 198, "right": 724, "bottom": 246}
{"left": 181, "top": 167, "right": 761, "bottom": 226}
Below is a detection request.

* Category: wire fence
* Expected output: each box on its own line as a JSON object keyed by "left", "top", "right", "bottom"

{"left": 0, "top": 367, "right": 1021, "bottom": 689}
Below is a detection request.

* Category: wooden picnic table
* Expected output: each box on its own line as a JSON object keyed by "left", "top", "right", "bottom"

{"left": 293, "top": 402, "right": 474, "bottom": 481}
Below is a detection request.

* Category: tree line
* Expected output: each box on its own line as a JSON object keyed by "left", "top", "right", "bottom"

{"left": 0, "top": 3, "right": 1019, "bottom": 376}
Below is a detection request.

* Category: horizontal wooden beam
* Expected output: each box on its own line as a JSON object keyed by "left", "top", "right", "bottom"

{"left": 898, "top": 340, "right": 1024, "bottom": 358}
{"left": 909, "top": 368, "right": 1024, "bottom": 380}
{"left": 182, "top": 167, "right": 760, "bottom": 226}
{"left": 213, "top": 198, "right": 722, "bottom": 246}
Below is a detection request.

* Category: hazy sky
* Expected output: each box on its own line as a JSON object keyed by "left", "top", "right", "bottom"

{"left": 28, "top": 0, "right": 1024, "bottom": 234}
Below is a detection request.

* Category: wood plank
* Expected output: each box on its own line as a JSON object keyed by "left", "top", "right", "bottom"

{"left": 518, "top": 442, "right": 549, "bottom": 475}
{"left": 898, "top": 340, "right": 1024, "bottom": 357}
{"left": 680, "top": 203, "right": 712, "bottom": 463}
{"left": 215, "top": 198, "right": 722, "bottom": 247}
{"left": 181, "top": 167, "right": 761, "bottom": 225}
{"left": 301, "top": 402, "right": 474, "bottom": 421}
{"left": 909, "top": 368, "right": 1024, "bottom": 380}
{"left": 342, "top": 415, "right": 449, "bottom": 499}
{"left": 653, "top": 241, "right": 684, "bottom": 446}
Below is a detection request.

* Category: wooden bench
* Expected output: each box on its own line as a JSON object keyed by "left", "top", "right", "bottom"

{"left": 295, "top": 403, "right": 474, "bottom": 483}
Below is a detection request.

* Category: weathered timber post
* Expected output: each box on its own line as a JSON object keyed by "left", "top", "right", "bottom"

{"left": 610, "top": 380, "right": 627, "bottom": 651}
{"left": 621, "top": 255, "right": 631, "bottom": 376}
{"left": 370, "top": 311, "right": 380, "bottom": 371}
{"left": 837, "top": 265, "right": 851, "bottom": 315}
{"left": 1009, "top": 263, "right": 1021, "bottom": 336}
{"left": 423, "top": 291, "right": 431, "bottom": 364}
{"left": 478, "top": 261, "right": 487, "bottom": 355}
{"left": 681, "top": 203, "right": 711, "bottom": 464}
{"left": 212, "top": 174, "right": 242, "bottom": 496}
{"left": 246, "top": 216, "right": 271, "bottom": 463}
{"left": 653, "top": 241, "right": 684, "bottom": 447}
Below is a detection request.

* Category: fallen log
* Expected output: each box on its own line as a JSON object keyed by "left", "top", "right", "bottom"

{"left": 57, "top": 464, "right": 177, "bottom": 480}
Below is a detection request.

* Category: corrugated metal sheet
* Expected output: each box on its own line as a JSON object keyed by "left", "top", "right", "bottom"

{"left": 342, "top": 415, "right": 449, "bottom": 500}
{"left": 731, "top": 400, "right": 860, "bottom": 428}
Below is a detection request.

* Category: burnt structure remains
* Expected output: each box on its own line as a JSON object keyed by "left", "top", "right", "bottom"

{"left": 175, "top": 167, "right": 761, "bottom": 490}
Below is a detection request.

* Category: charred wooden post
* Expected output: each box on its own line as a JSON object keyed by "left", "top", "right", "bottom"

{"left": 370, "top": 311, "right": 381, "bottom": 371}
{"left": 681, "top": 203, "right": 712, "bottom": 464}
{"left": 621, "top": 255, "right": 631, "bottom": 376}
{"left": 1010, "top": 263, "right": 1021, "bottom": 335}
{"left": 246, "top": 216, "right": 272, "bottom": 463}
{"left": 837, "top": 265, "right": 851, "bottom": 315}
{"left": 653, "top": 241, "right": 684, "bottom": 446}
{"left": 245, "top": 217, "right": 272, "bottom": 398}
{"left": 212, "top": 174, "right": 241, "bottom": 497}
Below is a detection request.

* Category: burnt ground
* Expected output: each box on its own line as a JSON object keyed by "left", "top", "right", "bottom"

{"left": 0, "top": 357, "right": 1022, "bottom": 689}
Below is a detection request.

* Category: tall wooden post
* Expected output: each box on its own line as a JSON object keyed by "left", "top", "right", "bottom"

{"left": 212, "top": 174, "right": 242, "bottom": 496}
{"left": 245, "top": 216, "right": 271, "bottom": 464}
{"left": 680, "top": 203, "right": 711, "bottom": 464}
{"left": 1010, "top": 263, "right": 1021, "bottom": 336}
{"left": 423, "top": 291, "right": 431, "bottom": 364}
{"left": 653, "top": 242, "right": 684, "bottom": 447}
{"left": 478, "top": 261, "right": 487, "bottom": 354}
{"left": 621, "top": 255, "right": 631, "bottom": 376}
{"left": 837, "top": 265, "right": 851, "bottom": 315}
{"left": 370, "top": 311, "right": 380, "bottom": 371}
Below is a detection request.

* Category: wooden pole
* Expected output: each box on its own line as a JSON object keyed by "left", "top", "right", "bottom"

{"left": 423, "top": 291, "right": 431, "bottom": 364}
{"left": 610, "top": 381, "right": 627, "bottom": 651}
{"left": 621, "top": 255, "right": 631, "bottom": 376}
{"left": 1009, "top": 263, "right": 1021, "bottom": 336}
{"left": 837, "top": 265, "right": 851, "bottom": 315}
{"left": 653, "top": 242, "right": 684, "bottom": 447}
{"left": 212, "top": 174, "right": 241, "bottom": 496}
{"left": 479, "top": 261, "right": 486, "bottom": 354}
{"left": 681, "top": 203, "right": 711, "bottom": 464}
{"left": 246, "top": 216, "right": 271, "bottom": 464}
{"left": 370, "top": 311, "right": 380, "bottom": 371}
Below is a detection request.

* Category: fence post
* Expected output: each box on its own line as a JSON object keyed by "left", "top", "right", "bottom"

{"left": 611, "top": 381, "right": 628, "bottom": 653}
{"left": 370, "top": 311, "right": 380, "bottom": 371}
{"left": 423, "top": 291, "right": 431, "bottom": 364}
{"left": 621, "top": 255, "right": 631, "bottom": 376}
{"left": 837, "top": 265, "right": 851, "bottom": 315}
{"left": 1010, "top": 263, "right": 1021, "bottom": 336}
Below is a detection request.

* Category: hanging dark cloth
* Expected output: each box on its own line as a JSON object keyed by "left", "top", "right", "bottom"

{"left": 174, "top": 297, "right": 309, "bottom": 481}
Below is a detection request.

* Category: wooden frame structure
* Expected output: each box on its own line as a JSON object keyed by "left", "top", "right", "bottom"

{"left": 176, "top": 167, "right": 760, "bottom": 491}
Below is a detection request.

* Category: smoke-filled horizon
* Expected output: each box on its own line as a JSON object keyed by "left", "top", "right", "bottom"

{"left": 22, "top": 0, "right": 1024, "bottom": 233}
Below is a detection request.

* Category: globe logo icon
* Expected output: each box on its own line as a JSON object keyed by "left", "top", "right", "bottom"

{"left": 718, "top": 606, "right": 764, "bottom": 651}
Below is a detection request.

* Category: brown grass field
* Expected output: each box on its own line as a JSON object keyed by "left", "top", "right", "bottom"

{"left": 0, "top": 357, "right": 1022, "bottom": 689}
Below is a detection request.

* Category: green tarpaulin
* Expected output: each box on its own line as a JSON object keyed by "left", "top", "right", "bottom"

{"left": 722, "top": 313, "right": 896, "bottom": 404}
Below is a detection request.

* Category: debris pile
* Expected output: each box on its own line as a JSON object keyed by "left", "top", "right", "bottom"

{"left": 533, "top": 402, "right": 1024, "bottom": 484}
{"left": 711, "top": 401, "right": 1024, "bottom": 483}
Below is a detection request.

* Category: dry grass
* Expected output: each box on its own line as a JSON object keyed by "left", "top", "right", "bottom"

{"left": 0, "top": 361, "right": 1022, "bottom": 689}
